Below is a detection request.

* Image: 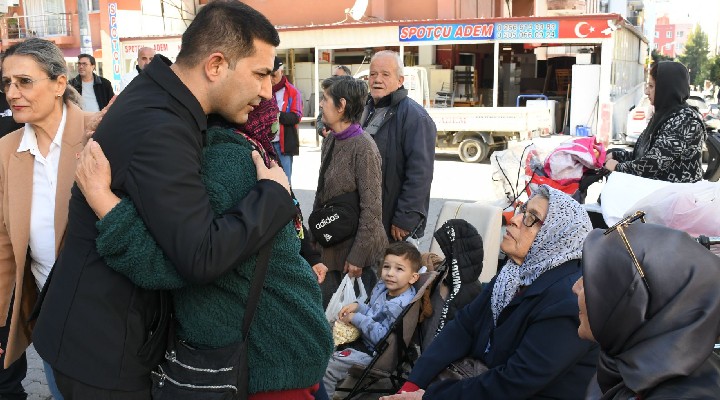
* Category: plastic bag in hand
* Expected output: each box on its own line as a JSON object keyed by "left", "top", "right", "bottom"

{"left": 325, "top": 274, "right": 368, "bottom": 323}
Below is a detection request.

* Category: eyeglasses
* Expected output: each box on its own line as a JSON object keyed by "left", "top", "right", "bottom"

{"left": 0, "top": 77, "right": 51, "bottom": 93}
{"left": 604, "top": 211, "right": 650, "bottom": 293}
{"left": 515, "top": 202, "right": 544, "bottom": 228}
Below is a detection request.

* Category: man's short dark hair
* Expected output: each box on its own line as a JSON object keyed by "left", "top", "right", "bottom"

{"left": 385, "top": 242, "right": 422, "bottom": 273}
{"left": 320, "top": 75, "right": 368, "bottom": 124}
{"left": 175, "top": 0, "right": 280, "bottom": 69}
{"left": 78, "top": 53, "right": 95, "bottom": 66}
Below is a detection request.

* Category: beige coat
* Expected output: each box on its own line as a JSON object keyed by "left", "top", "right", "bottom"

{"left": 0, "top": 102, "right": 90, "bottom": 367}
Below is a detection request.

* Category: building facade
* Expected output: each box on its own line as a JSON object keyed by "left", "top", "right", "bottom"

{"left": 0, "top": 0, "right": 194, "bottom": 90}
{"left": 654, "top": 14, "right": 692, "bottom": 57}
{"left": 1, "top": 0, "right": 647, "bottom": 141}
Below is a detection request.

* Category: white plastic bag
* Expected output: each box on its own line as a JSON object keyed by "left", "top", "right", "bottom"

{"left": 600, "top": 172, "right": 672, "bottom": 226}
{"left": 490, "top": 144, "right": 537, "bottom": 206}
{"left": 325, "top": 275, "right": 368, "bottom": 323}
{"left": 628, "top": 181, "right": 720, "bottom": 236}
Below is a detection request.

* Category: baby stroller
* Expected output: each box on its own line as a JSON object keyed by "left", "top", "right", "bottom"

{"left": 491, "top": 137, "right": 606, "bottom": 223}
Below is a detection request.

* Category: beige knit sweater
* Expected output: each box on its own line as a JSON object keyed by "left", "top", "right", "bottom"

{"left": 313, "top": 132, "right": 388, "bottom": 272}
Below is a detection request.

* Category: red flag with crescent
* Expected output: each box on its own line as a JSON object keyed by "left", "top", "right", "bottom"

{"left": 558, "top": 18, "right": 620, "bottom": 39}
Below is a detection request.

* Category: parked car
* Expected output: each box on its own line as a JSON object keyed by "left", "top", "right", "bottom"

{"left": 625, "top": 96, "right": 653, "bottom": 145}
{"left": 687, "top": 95, "right": 710, "bottom": 118}
{"left": 710, "top": 104, "right": 719, "bottom": 118}
{"left": 627, "top": 96, "right": 713, "bottom": 145}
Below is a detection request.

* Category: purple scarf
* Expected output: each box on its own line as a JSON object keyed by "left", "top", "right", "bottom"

{"left": 332, "top": 123, "right": 363, "bottom": 140}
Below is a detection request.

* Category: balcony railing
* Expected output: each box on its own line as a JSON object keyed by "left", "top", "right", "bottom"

{"left": 1, "top": 13, "right": 73, "bottom": 40}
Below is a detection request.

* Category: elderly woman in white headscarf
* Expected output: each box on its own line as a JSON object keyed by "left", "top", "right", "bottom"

{"left": 576, "top": 222, "right": 720, "bottom": 399}
{"left": 381, "top": 185, "right": 598, "bottom": 400}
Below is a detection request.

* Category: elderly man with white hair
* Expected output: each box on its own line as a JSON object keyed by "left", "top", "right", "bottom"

{"left": 360, "top": 50, "right": 436, "bottom": 242}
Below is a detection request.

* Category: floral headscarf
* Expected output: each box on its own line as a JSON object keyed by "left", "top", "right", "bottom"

{"left": 491, "top": 185, "right": 592, "bottom": 324}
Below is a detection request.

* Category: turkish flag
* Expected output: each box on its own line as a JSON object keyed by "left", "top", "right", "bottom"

{"left": 558, "top": 19, "right": 619, "bottom": 39}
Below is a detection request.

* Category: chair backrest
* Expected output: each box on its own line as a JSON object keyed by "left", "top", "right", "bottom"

{"left": 434, "top": 82, "right": 455, "bottom": 108}
{"left": 370, "top": 271, "right": 439, "bottom": 372}
{"left": 429, "top": 201, "right": 503, "bottom": 283}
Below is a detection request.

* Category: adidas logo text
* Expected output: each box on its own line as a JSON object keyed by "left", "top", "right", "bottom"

{"left": 315, "top": 213, "right": 340, "bottom": 229}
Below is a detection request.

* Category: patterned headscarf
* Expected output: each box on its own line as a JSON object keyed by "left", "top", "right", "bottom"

{"left": 491, "top": 185, "right": 592, "bottom": 324}
{"left": 213, "top": 100, "right": 303, "bottom": 239}
{"left": 237, "top": 98, "right": 280, "bottom": 165}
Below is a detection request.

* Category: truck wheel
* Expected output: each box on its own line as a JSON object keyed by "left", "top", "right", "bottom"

{"left": 459, "top": 138, "right": 489, "bottom": 163}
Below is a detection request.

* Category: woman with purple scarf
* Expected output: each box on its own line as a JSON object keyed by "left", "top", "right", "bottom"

{"left": 314, "top": 75, "right": 388, "bottom": 307}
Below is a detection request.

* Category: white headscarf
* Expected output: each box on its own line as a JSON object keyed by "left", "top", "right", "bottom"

{"left": 491, "top": 185, "right": 592, "bottom": 324}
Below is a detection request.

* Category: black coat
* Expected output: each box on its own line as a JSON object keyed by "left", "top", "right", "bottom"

{"left": 599, "top": 355, "right": 720, "bottom": 399}
{"left": 69, "top": 72, "right": 115, "bottom": 110}
{"left": 409, "top": 260, "right": 599, "bottom": 399}
{"left": 361, "top": 89, "right": 436, "bottom": 238}
{"left": 32, "top": 55, "right": 297, "bottom": 391}
{"left": 0, "top": 96, "right": 21, "bottom": 137}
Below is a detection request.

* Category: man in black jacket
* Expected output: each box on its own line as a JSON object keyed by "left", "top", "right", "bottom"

{"left": 69, "top": 53, "right": 115, "bottom": 111}
{"left": 33, "top": 2, "right": 290, "bottom": 398}
{"left": 361, "top": 50, "right": 437, "bottom": 241}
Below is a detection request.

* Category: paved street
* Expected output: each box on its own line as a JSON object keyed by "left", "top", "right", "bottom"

{"left": 22, "top": 345, "right": 51, "bottom": 400}
{"left": 21, "top": 124, "right": 577, "bottom": 398}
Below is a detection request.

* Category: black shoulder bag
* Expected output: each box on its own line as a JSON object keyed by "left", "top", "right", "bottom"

{"left": 309, "top": 137, "right": 360, "bottom": 247}
{"left": 150, "top": 243, "right": 273, "bottom": 400}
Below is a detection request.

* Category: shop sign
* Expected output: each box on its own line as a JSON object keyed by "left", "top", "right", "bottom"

{"left": 399, "top": 23, "right": 495, "bottom": 42}
{"left": 495, "top": 22, "right": 560, "bottom": 39}
{"left": 108, "top": 3, "right": 121, "bottom": 92}
{"left": 122, "top": 42, "right": 180, "bottom": 57}
{"left": 399, "top": 18, "right": 620, "bottom": 42}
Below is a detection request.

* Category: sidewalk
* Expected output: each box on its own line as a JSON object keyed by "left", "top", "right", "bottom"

{"left": 22, "top": 345, "right": 52, "bottom": 400}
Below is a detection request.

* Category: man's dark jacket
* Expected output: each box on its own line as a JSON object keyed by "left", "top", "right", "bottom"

{"left": 0, "top": 96, "right": 21, "bottom": 137}
{"left": 33, "top": 55, "right": 296, "bottom": 391}
{"left": 69, "top": 72, "right": 115, "bottom": 109}
{"left": 361, "top": 88, "right": 436, "bottom": 239}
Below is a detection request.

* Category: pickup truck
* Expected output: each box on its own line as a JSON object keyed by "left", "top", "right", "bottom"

{"left": 355, "top": 67, "right": 553, "bottom": 162}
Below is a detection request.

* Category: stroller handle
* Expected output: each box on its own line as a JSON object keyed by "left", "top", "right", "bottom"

{"left": 697, "top": 235, "right": 720, "bottom": 249}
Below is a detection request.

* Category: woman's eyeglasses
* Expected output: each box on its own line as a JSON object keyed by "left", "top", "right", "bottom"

{"left": 604, "top": 211, "right": 649, "bottom": 293}
{"left": 515, "top": 202, "right": 544, "bottom": 228}
{"left": 0, "top": 77, "right": 51, "bottom": 93}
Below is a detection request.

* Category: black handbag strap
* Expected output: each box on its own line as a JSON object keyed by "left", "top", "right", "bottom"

{"left": 315, "top": 136, "right": 336, "bottom": 197}
{"left": 236, "top": 242, "right": 273, "bottom": 398}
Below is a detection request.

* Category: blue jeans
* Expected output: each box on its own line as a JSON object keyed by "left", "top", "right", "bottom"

{"left": 272, "top": 142, "right": 293, "bottom": 185}
{"left": 43, "top": 360, "right": 63, "bottom": 400}
{"left": 315, "top": 381, "right": 330, "bottom": 400}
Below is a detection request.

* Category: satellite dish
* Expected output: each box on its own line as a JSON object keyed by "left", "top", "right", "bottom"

{"left": 348, "top": 0, "right": 368, "bottom": 21}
